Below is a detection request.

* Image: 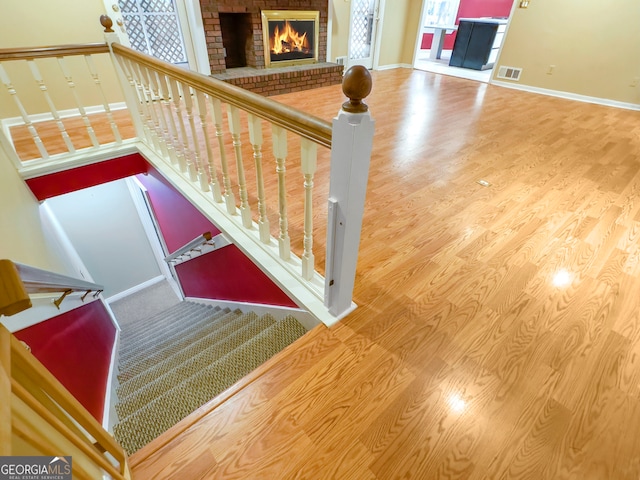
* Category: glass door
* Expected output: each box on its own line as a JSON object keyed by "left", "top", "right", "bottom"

{"left": 348, "top": 0, "right": 380, "bottom": 69}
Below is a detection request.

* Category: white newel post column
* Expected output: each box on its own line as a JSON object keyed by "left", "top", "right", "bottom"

{"left": 100, "top": 15, "right": 146, "bottom": 144}
{"left": 325, "top": 66, "right": 375, "bottom": 318}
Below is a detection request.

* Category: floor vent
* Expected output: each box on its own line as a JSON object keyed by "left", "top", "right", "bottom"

{"left": 497, "top": 66, "right": 522, "bottom": 81}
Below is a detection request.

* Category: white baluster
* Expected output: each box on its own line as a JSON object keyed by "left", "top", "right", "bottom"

{"left": 210, "top": 98, "right": 236, "bottom": 214}
{"left": 195, "top": 91, "right": 222, "bottom": 199}
{"left": 117, "top": 56, "right": 153, "bottom": 145}
{"left": 140, "top": 65, "right": 170, "bottom": 159}
{"left": 84, "top": 54, "right": 122, "bottom": 144}
{"left": 168, "top": 78, "right": 191, "bottom": 174}
{"left": 301, "top": 138, "right": 317, "bottom": 280}
{"left": 182, "top": 83, "right": 201, "bottom": 183}
{"left": 146, "top": 69, "right": 174, "bottom": 162}
{"left": 0, "top": 65, "right": 49, "bottom": 159}
{"left": 272, "top": 125, "right": 290, "bottom": 260}
{"left": 227, "top": 105, "right": 252, "bottom": 228}
{"left": 248, "top": 114, "right": 270, "bottom": 244}
{"left": 157, "top": 73, "right": 182, "bottom": 167}
{"left": 27, "top": 59, "right": 75, "bottom": 153}
{"left": 131, "top": 62, "right": 161, "bottom": 151}
{"left": 57, "top": 56, "right": 98, "bottom": 147}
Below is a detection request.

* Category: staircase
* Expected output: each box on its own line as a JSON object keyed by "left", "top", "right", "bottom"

{"left": 112, "top": 301, "right": 307, "bottom": 455}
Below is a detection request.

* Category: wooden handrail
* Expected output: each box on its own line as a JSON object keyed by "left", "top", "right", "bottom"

{"left": 14, "top": 261, "right": 103, "bottom": 295}
{"left": 0, "top": 260, "right": 103, "bottom": 316}
{"left": 0, "top": 43, "right": 110, "bottom": 61}
{"left": 110, "top": 43, "right": 333, "bottom": 149}
{"left": 164, "top": 231, "right": 212, "bottom": 263}
{"left": 10, "top": 412, "right": 95, "bottom": 480}
{"left": 12, "top": 379, "right": 124, "bottom": 480}
{"left": 9, "top": 333, "right": 128, "bottom": 471}
{"left": 2, "top": 322, "right": 130, "bottom": 477}
{"left": 13, "top": 366, "right": 89, "bottom": 441}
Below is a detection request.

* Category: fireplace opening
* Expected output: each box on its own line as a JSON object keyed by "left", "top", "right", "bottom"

{"left": 219, "top": 12, "right": 253, "bottom": 69}
{"left": 261, "top": 10, "right": 319, "bottom": 68}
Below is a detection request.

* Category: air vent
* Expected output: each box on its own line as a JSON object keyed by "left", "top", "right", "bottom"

{"left": 497, "top": 66, "right": 522, "bottom": 81}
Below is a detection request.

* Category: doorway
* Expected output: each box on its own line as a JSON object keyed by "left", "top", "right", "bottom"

{"left": 348, "top": 0, "right": 381, "bottom": 69}
{"left": 412, "top": 0, "right": 515, "bottom": 83}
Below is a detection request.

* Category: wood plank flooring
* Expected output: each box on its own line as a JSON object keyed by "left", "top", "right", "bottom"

{"left": 123, "top": 69, "right": 640, "bottom": 478}
{"left": 18, "top": 68, "right": 640, "bottom": 478}
{"left": 9, "top": 109, "right": 136, "bottom": 160}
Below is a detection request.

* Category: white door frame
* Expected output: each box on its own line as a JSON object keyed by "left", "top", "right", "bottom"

{"left": 175, "top": 0, "right": 211, "bottom": 75}
{"left": 347, "top": 0, "right": 384, "bottom": 70}
{"left": 411, "top": 0, "right": 518, "bottom": 83}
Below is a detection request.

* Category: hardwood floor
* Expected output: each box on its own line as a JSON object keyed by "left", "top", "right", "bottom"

{"left": 9, "top": 109, "right": 136, "bottom": 160}
{"left": 121, "top": 69, "right": 640, "bottom": 478}
{"left": 18, "top": 68, "right": 640, "bottom": 478}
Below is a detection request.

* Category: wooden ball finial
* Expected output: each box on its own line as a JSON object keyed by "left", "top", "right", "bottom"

{"left": 100, "top": 15, "right": 114, "bottom": 33}
{"left": 341, "top": 65, "right": 372, "bottom": 113}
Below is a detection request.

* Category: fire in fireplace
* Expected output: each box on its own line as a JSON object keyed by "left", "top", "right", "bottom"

{"left": 261, "top": 10, "right": 319, "bottom": 68}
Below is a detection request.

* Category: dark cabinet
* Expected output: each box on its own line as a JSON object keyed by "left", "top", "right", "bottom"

{"left": 449, "top": 19, "right": 506, "bottom": 71}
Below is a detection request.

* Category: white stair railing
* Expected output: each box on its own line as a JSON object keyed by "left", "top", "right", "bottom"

{"left": 0, "top": 43, "right": 128, "bottom": 167}
{"left": 0, "top": 16, "right": 375, "bottom": 324}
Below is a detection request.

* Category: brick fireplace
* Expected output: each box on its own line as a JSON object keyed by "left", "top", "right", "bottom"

{"left": 199, "top": 0, "right": 343, "bottom": 96}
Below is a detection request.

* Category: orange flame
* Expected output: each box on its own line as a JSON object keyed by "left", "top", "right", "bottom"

{"left": 271, "top": 21, "right": 310, "bottom": 54}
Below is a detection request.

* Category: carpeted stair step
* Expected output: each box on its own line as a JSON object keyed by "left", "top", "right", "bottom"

{"left": 117, "top": 307, "right": 236, "bottom": 380}
{"left": 119, "top": 303, "right": 216, "bottom": 358}
{"left": 115, "top": 312, "right": 278, "bottom": 419}
{"left": 113, "top": 315, "right": 307, "bottom": 455}
{"left": 119, "top": 302, "right": 217, "bottom": 356}
{"left": 120, "top": 301, "right": 205, "bottom": 347}
{"left": 119, "top": 301, "right": 207, "bottom": 342}
{"left": 118, "top": 303, "right": 221, "bottom": 363}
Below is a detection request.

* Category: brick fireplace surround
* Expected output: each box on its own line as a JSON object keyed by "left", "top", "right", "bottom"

{"left": 199, "top": 0, "right": 343, "bottom": 95}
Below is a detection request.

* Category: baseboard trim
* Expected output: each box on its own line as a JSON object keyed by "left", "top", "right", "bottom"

{"left": 490, "top": 80, "right": 640, "bottom": 111}
{"left": 105, "top": 275, "right": 167, "bottom": 304}
{"left": 1, "top": 102, "right": 128, "bottom": 129}
{"left": 103, "top": 321, "right": 120, "bottom": 431}
{"left": 375, "top": 63, "right": 412, "bottom": 71}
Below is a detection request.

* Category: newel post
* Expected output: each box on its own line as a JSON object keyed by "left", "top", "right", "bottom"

{"left": 100, "top": 15, "right": 145, "bottom": 140}
{"left": 324, "top": 66, "right": 375, "bottom": 318}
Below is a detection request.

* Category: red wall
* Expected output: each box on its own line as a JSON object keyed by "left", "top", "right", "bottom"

{"left": 136, "top": 168, "right": 298, "bottom": 307}
{"left": 26, "top": 153, "right": 149, "bottom": 201}
{"left": 421, "top": 0, "right": 513, "bottom": 50}
{"left": 25, "top": 154, "right": 297, "bottom": 307}
{"left": 14, "top": 300, "right": 116, "bottom": 422}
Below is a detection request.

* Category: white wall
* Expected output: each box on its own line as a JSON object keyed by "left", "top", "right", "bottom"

{"left": 45, "top": 179, "right": 162, "bottom": 298}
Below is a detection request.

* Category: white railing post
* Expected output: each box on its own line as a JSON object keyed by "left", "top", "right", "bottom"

{"left": 301, "top": 138, "right": 317, "bottom": 280}
{"left": 101, "top": 15, "right": 145, "bottom": 143}
{"left": 324, "top": 66, "right": 375, "bottom": 318}
{"left": 248, "top": 114, "right": 270, "bottom": 243}
{"left": 272, "top": 125, "right": 291, "bottom": 261}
